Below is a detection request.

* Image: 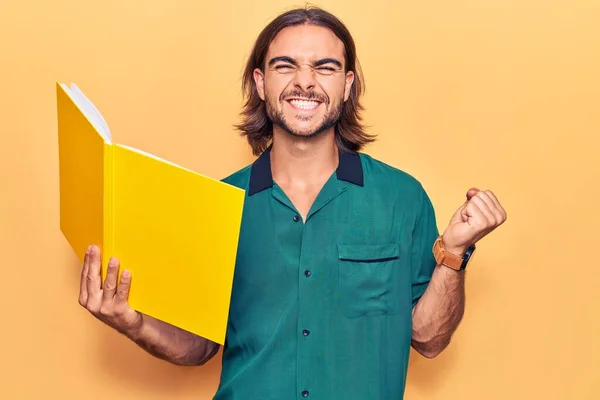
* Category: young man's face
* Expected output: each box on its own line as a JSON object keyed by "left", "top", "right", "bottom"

{"left": 254, "top": 24, "right": 355, "bottom": 139}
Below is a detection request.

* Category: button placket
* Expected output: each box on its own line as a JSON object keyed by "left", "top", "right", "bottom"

{"left": 297, "top": 218, "right": 314, "bottom": 400}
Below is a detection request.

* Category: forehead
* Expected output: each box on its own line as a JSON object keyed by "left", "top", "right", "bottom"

{"left": 267, "top": 24, "right": 346, "bottom": 64}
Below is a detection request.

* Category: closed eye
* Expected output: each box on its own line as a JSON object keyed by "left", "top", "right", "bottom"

{"left": 274, "top": 64, "right": 296, "bottom": 73}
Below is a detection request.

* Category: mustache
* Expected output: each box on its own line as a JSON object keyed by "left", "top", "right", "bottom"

{"left": 280, "top": 90, "right": 328, "bottom": 104}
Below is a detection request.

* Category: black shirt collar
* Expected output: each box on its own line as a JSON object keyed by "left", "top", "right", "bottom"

{"left": 248, "top": 145, "right": 364, "bottom": 196}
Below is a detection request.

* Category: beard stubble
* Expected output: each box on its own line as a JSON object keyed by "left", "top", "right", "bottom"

{"left": 265, "top": 89, "right": 344, "bottom": 140}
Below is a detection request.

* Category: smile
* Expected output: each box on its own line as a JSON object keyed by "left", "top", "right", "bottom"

{"left": 287, "top": 99, "right": 321, "bottom": 111}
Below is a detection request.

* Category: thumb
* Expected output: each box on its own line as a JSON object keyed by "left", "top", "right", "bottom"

{"left": 450, "top": 188, "right": 478, "bottom": 224}
{"left": 466, "top": 187, "right": 480, "bottom": 201}
{"left": 450, "top": 200, "right": 468, "bottom": 224}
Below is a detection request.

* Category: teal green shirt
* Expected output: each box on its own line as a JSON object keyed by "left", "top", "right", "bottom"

{"left": 214, "top": 146, "right": 439, "bottom": 400}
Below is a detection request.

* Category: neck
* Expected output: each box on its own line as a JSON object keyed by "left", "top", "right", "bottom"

{"left": 270, "top": 126, "right": 339, "bottom": 187}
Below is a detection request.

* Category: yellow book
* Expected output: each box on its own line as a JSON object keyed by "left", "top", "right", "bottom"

{"left": 56, "top": 82, "right": 245, "bottom": 345}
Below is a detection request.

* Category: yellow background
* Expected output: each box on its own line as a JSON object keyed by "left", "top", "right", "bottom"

{"left": 1, "top": 0, "right": 598, "bottom": 399}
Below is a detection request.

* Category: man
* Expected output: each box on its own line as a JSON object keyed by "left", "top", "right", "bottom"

{"left": 78, "top": 6, "right": 507, "bottom": 399}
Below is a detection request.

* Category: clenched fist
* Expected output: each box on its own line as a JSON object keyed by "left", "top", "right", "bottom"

{"left": 442, "top": 188, "right": 507, "bottom": 255}
{"left": 78, "top": 245, "right": 142, "bottom": 336}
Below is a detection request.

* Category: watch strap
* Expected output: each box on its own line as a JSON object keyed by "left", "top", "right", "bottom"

{"left": 432, "top": 236, "right": 464, "bottom": 271}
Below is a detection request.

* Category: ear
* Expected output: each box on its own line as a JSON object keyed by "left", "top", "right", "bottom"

{"left": 253, "top": 68, "right": 265, "bottom": 101}
{"left": 344, "top": 71, "right": 355, "bottom": 101}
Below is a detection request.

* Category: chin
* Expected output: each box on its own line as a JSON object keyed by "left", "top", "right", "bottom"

{"left": 291, "top": 125, "right": 319, "bottom": 135}
{"left": 286, "top": 124, "right": 327, "bottom": 139}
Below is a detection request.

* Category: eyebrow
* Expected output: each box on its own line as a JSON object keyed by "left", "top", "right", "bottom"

{"left": 267, "top": 56, "right": 343, "bottom": 69}
{"left": 268, "top": 56, "right": 298, "bottom": 67}
{"left": 313, "top": 58, "right": 343, "bottom": 68}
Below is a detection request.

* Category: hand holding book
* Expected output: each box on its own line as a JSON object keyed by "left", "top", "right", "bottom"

{"left": 79, "top": 244, "right": 220, "bottom": 365}
{"left": 78, "top": 245, "right": 142, "bottom": 336}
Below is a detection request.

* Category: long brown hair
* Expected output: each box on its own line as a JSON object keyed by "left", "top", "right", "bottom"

{"left": 235, "top": 6, "right": 376, "bottom": 156}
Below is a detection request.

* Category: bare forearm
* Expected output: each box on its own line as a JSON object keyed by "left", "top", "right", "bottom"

{"left": 411, "top": 265, "right": 465, "bottom": 358}
{"left": 126, "top": 313, "right": 219, "bottom": 366}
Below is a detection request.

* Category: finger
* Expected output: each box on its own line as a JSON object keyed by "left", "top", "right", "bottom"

{"left": 115, "top": 269, "right": 133, "bottom": 305}
{"left": 85, "top": 245, "right": 103, "bottom": 308}
{"left": 102, "top": 257, "right": 119, "bottom": 302}
{"left": 468, "top": 196, "right": 496, "bottom": 228}
{"left": 79, "top": 246, "right": 91, "bottom": 306}
{"left": 484, "top": 190, "right": 507, "bottom": 220}
{"left": 476, "top": 192, "right": 504, "bottom": 224}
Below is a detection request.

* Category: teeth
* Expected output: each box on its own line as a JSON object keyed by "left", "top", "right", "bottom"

{"left": 289, "top": 100, "right": 319, "bottom": 110}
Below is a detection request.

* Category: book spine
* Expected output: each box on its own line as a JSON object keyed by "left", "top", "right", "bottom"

{"left": 102, "top": 142, "right": 115, "bottom": 282}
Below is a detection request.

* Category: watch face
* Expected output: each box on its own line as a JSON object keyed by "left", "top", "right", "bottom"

{"left": 460, "top": 245, "right": 476, "bottom": 269}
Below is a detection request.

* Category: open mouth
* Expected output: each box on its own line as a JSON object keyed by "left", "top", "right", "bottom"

{"left": 286, "top": 98, "right": 322, "bottom": 111}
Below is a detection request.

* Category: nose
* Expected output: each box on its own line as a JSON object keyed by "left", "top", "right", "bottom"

{"left": 292, "top": 66, "right": 316, "bottom": 92}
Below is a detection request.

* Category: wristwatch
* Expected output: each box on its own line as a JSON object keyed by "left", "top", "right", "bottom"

{"left": 432, "top": 236, "right": 476, "bottom": 271}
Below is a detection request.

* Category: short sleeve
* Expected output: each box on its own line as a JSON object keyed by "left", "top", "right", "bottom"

{"left": 410, "top": 186, "right": 440, "bottom": 308}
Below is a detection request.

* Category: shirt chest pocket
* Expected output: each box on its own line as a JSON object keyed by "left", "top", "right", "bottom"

{"left": 337, "top": 243, "right": 402, "bottom": 318}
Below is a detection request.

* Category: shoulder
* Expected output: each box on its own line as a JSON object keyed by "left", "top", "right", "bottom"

{"left": 220, "top": 164, "right": 253, "bottom": 190}
{"left": 359, "top": 152, "right": 427, "bottom": 197}
{"left": 359, "top": 152, "right": 436, "bottom": 219}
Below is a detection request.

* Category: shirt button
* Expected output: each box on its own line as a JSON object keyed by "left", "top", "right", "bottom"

{"left": 304, "top": 270, "right": 311, "bottom": 277}
{"left": 302, "top": 329, "right": 310, "bottom": 336}
{"left": 293, "top": 215, "right": 300, "bottom": 222}
{"left": 302, "top": 390, "right": 309, "bottom": 397}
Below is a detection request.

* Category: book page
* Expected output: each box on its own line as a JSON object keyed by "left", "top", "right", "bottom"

{"left": 60, "top": 83, "right": 112, "bottom": 143}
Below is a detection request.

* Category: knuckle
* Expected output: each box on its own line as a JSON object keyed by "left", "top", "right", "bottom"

{"left": 99, "top": 305, "right": 113, "bottom": 317}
